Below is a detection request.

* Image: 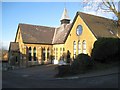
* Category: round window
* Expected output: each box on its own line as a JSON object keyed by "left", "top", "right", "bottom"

{"left": 76, "top": 25, "right": 83, "bottom": 36}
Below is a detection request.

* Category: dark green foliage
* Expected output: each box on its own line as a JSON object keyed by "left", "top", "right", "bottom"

{"left": 55, "top": 54, "right": 93, "bottom": 77}
{"left": 55, "top": 38, "right": 120, "bottom": 77}
{"left": 91, "top": 38, "right": 120, "bottom": 63}
{"left": 66, "top": 50, "right": 71, "bottom": 63}
{"left": 71, "top": 54, "right": 93, "bottom": 74}
{"left": 55, "top": 65, "right": 71, "bottom": 77}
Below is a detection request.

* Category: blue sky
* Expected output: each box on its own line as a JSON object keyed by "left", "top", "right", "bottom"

{"left": 1, "top": 2, "right": 118, "bottom": 50}
{"left": 2, "top": 2, "right": 83, "bottom": 49}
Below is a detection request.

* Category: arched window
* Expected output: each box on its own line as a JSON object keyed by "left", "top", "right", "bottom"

{"left": 33, "top": 47, "right": 36, "bottom": 61}
{"left": 47, "top": 48, "right": 50, "bottom": 59}
{"left": 73, "top": 41, "right": 76, "bottom": 58}
{"left": 78, "top": 41, "right": 81, "bottom": 54}
{"left": 43, "top": 48, "right": 46, "bottom": 61}
{"left": 29, "top": 47, "right": 32, "bottom": 61}
{"left": 62, "top": 48, "right": 65, "bottom": 61}
{"left": 60, "top": 48, "right": 63, "bottom": 60}
{"left": 82, "top": 40, "right": 86, "bottom": 54}
{"left": 54, "top": 48, "right": 55, "bottom": 54}
{"left": 56, "top": 48, "right": 58, "bottom": 60}
{"left": 53, "top": 48, "right": 55, "bottom": 59}
{"left": 60, "top": 48, "right": 62, "bottom": 57}
{"left": 63, "top": 48, "right": 65, "bottom": 52}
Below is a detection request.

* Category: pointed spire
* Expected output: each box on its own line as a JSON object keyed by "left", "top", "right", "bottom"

{"left": 61, "top": 8, "right": 70, "bottom": 20}
{"left": 60, "top": 8, "right": 70, "bottom": 25}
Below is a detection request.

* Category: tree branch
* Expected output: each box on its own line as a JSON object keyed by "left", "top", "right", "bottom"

{"left": 111, "top": 1, "right": 116, "bottom": 10}
{"left": 102, "top": 0, "right": 110, "bottom": 8}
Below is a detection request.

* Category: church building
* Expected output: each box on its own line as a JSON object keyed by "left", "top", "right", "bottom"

{"left": 8, "top": 8, "right": 120, "bottom": 67}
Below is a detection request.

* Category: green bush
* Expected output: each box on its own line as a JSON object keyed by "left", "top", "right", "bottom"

{"left": 71, "top": 54, "right": 93, "bottom": 74}
{"left": 55, "top": 65, "right": 71, "bottom": 77}
{"left": 55, "top": 54, "right": 94, "bottom": 77}
{"left": 91, "top": 38, "right": 120, "bottom": 63}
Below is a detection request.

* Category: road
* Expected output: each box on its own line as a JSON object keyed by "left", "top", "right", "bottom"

{"left": 2, "top": 64, "right": 119, "bottom": 88}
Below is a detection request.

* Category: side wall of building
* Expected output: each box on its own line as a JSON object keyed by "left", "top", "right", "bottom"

{"left": 15, "top": 28, "right": 53, "bottom": 66}
{"left": 24, "top": 44, "right": 53, "bottom": 65}
{"left": 53, "top": 44, "right": 65, "bottom": 61}
{"left": 12, "top": 14, "right": 97, "bottom": 66}
{"left": 65, "top": 15, "right": 97, "bottom": 59}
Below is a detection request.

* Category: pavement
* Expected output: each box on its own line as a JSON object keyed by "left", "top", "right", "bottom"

{"left": 2, "top": 64, "right": 119, "bottom": 88}
{"left": 3, "top": 64, "right": 119, "bottom": 79}
{"left": 56, "top": 66, "right": 119, "bottom": 80}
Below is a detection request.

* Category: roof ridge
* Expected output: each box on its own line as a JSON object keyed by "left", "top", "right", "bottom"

{"left": 76, "top": 11, "right": 119, "bottom": 38}
{"left": 19, "top": 23, "right": 55, "bottom": 29}
{"left": 77, "top": 11, "right": 114, "bottom": 21}
{"left": 10, "top": 42, "right": 19, "bottom": 43}
{"left": 52, "top": 28, "right": 57, "bottom": 44}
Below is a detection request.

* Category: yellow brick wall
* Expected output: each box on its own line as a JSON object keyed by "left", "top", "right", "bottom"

{"left": 15, "top": 28, "right": 53, "bottom": 64}
{"left": 14, "top": 14, "right": 97, "bottom": 65}
{"left": 53, "top": 44, "right": 64, "bottom": 61}
{"left": 15, "top": 28, "right": 25, "bottom": 58}
{"left": 25, "top": 44, "right": 52, "bottom": 62}
{"left": 65, "top": 15, "right": 97, "bottom": 58}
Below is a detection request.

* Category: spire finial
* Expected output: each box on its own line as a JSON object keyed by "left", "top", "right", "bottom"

{"left": 64, "top": 2, "right": 66, "bottom": 9}
{"left": 60, "top": 8, "right": 70, "bottom": 20}
{"left": 60, "top": 2, "right": 70, "bottom": 25}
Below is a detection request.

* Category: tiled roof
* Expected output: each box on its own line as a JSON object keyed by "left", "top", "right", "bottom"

{"left": 53, "top": 24, "right": 71, "bottom": 44}
{"left": 19, "top": 23, "right": 55, "bottom": 44}
{"left": 9, "top": 42, "right": 19, "bottom": 51}
{"left": 17, "top": 12, "right": 120, "bottom": 45}
{"left": 78, "top": 12, "right": 120, "bottom": 38}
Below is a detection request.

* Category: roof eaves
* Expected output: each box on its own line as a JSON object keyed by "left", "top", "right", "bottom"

{"left": 19, "top": 23, "right": 56, "bottom": 29}
{"left": 15, "top": 24, "right": 20, "bottom": 42}
{"left": 64, "top": 13, "right": 78, "bottom": 43}
{"left": 53, "top": 42, "right": 64, "bottom": 45}
{"left": 23, "top": 42, "right": 53, "bottom": 45}
{"left": 78, "top": 12, "right": 98, "bottom": 39}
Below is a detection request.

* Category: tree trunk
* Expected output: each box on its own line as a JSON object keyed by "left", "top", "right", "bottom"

{"left": 118, "top": 19, "right": 120, "bottom": 26}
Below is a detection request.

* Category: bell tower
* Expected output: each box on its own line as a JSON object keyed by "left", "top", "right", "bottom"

{"left": 60, "top": 8, "right": 70, "bottom": 25}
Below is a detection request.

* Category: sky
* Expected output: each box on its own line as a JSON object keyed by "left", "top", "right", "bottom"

{"left": 1, "top": 1, "right": 119, "bottom": 50}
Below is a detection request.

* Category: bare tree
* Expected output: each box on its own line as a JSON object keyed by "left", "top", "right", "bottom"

{"left": 83, "top": 0, "right": 120, "bottom": 26}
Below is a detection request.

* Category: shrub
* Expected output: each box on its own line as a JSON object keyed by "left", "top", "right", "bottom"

{"left": 71, "top": 54, "right": 93, "bottom": 74}
{"left": 55, "top": 54, "right": 94, "bottom": 77}
{"left": 91, "top": 38, "right": 120, "bottom": 63}
{"left": 55, "top": 65, "right": 71, "bottom": 77}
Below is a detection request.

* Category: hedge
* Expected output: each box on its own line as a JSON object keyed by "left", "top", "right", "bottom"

{"left": 91, "top": 38, "right": 120, "bottom": 63}
{"left": 55, "top": 54, "right": 93, "bottom": 77}
{"left": 71, "top": 54, "right": 93, "bottom": 74}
